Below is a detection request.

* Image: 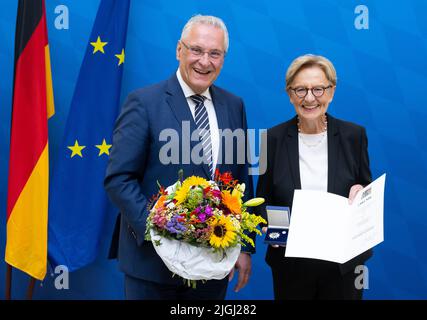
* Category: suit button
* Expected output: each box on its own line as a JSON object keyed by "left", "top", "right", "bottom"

{"left": 127, "top": 224, "right": 137, "bottom": 239}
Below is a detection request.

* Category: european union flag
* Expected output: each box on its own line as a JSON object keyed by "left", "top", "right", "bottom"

{"left": 48, "top": 0, "right": 130, "bottom": 271}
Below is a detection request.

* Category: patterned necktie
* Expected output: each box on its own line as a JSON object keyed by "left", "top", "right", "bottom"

{"left": 190, "top": 94, "right": 213, "bottom": 179}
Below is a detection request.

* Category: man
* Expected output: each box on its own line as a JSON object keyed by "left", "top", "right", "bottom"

{"left": 104, "top": 15, "right": 254, "bottom": 300}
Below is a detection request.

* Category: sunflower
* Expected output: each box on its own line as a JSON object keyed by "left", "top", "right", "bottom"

{"left": 208, "top": 215, "right": 237, "bottom": 249}
{"left": 174, "top": 176, "right": 210, "bottom": 205}
{"left": 221, "top": 190, "right": 242, "bottom": 214}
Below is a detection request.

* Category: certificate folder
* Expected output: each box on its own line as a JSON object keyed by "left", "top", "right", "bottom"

{"left": 285, "top": 174, "right": 386, "bottom": 263}
{"left": 264, "top": 206, "right": 291, "bottom": 245}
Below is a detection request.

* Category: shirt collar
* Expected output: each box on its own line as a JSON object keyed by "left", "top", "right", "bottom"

{"left": 176, "top": 69, "right": 212, "bottom": 101}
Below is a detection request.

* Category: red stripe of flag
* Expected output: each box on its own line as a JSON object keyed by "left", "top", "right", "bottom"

{"left": 7, "top": 0, "right": 47, "bottom": 220}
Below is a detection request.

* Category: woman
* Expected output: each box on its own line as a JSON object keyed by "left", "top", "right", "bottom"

{"left": 256, "top": 54, "right": 372, "bottom": 300}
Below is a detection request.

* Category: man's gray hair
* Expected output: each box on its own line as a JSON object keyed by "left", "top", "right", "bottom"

{"left": 180, "top": 14, "right": 229, "bottom": 53}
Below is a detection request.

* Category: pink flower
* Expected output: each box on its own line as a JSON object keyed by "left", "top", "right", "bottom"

{"left": 152, "top": 211, "right": 167, "bottom": 228}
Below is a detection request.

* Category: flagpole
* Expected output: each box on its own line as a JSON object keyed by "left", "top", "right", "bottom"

{"left": 5, "top": 264, "right": 12, "bottom": 300}
{"left": 26, "top": 277, "right": 36, "bottom": 300}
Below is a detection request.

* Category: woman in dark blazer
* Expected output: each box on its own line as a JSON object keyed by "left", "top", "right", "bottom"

{"left": 256, "top": 54, "right": 372, "bottom": 300}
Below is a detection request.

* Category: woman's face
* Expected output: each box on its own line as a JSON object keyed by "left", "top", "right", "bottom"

{"left": 288, "top": 66, "right": 335, "bottom": 122}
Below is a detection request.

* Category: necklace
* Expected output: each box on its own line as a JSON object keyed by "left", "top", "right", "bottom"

{"left": 299, "top": 132, "right": 327, "bottom": 148}
{"left": 297, "top": 114, "right": 328, "bottom": 133}
{"left": 298, "top": 114, "right": 328, "bottom": 148}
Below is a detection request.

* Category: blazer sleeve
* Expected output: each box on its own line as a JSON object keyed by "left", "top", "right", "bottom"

{"left": 359, "top": 127, "right": 372, "bottom": 186}
{"left": 340, "top": 126, "right": 374, "bottom": 273}
{"left": 104, "top": 92, "right": 151, "bottom": 245}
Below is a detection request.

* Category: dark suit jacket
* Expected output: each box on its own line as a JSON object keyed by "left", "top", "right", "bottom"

{"left": 104, "top": 74, "right": 254, "bottom": 284}
{"left": 256, "top": 114, "right": 372, "bottom": 275}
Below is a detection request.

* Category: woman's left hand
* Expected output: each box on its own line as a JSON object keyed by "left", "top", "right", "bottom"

{"left": 348, "top": 184, "right": 364, "bottom": 204}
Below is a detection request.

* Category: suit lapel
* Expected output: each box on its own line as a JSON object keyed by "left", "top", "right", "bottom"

{"left": 210, "top": 86, "right": 229, "bottom": 132}
{"left": 210, "top": 85, "right": 229, "bottom": 176}
{"left": 165, "top": 75, "right": 212, "bottom": 178}
{"left": 165, "top": 74, "right": 197, "bottom": 136}
{"left": 286, "top": 116, "right": 301, "bottom": 190}
{"left": 327, "top": 114, "right": 339, "bottom": 193}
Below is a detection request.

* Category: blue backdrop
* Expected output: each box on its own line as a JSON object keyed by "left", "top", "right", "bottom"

{"left": 1, "top": 0, "right": 426, "bottom": 299}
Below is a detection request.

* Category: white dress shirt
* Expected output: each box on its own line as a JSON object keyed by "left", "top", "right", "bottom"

{"left": 176, "top": 69, "right": 220, "bottom": 172}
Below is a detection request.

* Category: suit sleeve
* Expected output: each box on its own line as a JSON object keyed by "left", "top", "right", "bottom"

{"left": 240, "top": 99, "right": 254, "bottom": 200}
{"left": 239, "top": 99, "right": 256, "bottom": 253}
{"left": 255, "top": 129, "right": 273, "bottom": 228}
{"left": 104, "top": 92, "right": 150, "bottom": 246}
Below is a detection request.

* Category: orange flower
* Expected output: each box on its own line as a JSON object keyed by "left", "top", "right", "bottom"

{"left": 155, "top": 195, "right": 167, "bottom": 209}
{"left": 221, "top": 190, "right": 241, "bottom": 214}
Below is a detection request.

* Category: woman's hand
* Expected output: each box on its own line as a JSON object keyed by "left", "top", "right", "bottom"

{"left": 348, "top": 184, "right": 364, "bottom": 205}
{"left": 262, "top": 227, "right": 280, "bottom": 248}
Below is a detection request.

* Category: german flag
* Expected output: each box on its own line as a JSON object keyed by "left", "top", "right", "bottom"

{"left": 5, "top": 0, "right": 54, "bottom": 280}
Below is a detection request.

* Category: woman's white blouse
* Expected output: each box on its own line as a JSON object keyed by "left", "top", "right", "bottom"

{"left": 298, "top": 132, "right": 328, "bottom": 192}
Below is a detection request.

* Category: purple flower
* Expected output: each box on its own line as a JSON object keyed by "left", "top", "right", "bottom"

{"left": 198, "top": 213, "right": 207, "bottom": 223}
{"left": 165, "top": 215, "right": 187, "bottom": 234}
{"left": 195, "top": 205, "right": 214, "bottom": 223}
{"left": 205, "top": 206, "right": 213, "bottom": 217}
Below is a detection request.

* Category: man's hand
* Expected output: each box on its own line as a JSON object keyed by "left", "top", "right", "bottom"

{"left": 348, "top": 184, "right": 364, "bottom": 205}
{"left": 228, "top": 252, "right": 252, "bottom": 292}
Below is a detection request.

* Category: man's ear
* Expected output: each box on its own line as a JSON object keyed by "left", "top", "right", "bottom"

{"left": 176, "top": 41, "right": 182, "bottom": 61}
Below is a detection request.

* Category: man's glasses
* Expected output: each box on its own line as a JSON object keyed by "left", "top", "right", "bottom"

{"left": 289, "top": 85, "right": 333, "bottom": 98}
{"left": 181, "top": 41, "right": 225, "bottom": 60}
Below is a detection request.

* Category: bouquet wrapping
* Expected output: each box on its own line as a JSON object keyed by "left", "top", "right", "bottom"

{"left": 145, "top": 170, "right": 266, "bottom": 284}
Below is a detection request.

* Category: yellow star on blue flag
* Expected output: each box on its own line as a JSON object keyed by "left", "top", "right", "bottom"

{"left": 115, "top": 49, "right": 125, "bottom": 66}
{"left": 95, "top": 139, "right": 112, "bottom": 156}
{"left": 90, "top": 36, "right": 108, "bottom": 54}
{"left": 67, "top": 140, "right": 86, "bottom": 158}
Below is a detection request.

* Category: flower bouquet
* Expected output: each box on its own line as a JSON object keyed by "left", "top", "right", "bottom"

{"left": 145, "top": 169, "right": 266, "bottom": 286}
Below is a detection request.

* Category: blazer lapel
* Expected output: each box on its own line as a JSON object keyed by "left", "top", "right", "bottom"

{"left": 286, "top": 116, "right": 301, "bottom": 190}
{"left": 327, "top": 114, "right": 339, "bottom": 193}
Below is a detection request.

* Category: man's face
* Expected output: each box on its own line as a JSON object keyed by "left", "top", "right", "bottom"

{"left": 176, "top": 24, "right": 225, "bottom": 94}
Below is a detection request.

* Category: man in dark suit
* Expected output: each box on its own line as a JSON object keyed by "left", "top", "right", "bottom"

{"left": 104, "top": 15, "right": 254, "bottom": 300}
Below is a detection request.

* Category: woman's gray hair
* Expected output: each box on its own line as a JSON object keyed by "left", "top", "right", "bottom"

{"left": 180, "top": 14, "right": 229, "bottom": 53}
{"left": 285, "top": 54, "right": 337, "bottom": 89}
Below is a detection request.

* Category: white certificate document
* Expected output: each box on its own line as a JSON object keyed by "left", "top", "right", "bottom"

{"left": 285, "top": 174, "right": 385, "bottom": 263}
